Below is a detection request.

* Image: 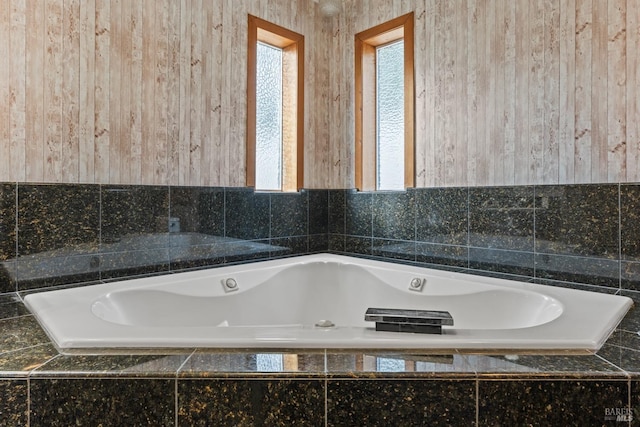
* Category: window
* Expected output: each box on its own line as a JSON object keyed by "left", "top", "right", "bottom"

{"left": 247, "top": 16, "right": 304, "bottom": 192}
{"left": 355, "top": 13, "right": 414, "bottom": 191}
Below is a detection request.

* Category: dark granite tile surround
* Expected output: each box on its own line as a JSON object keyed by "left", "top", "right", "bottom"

{"left": 2, "top": 182, "right": 640, "bottom": 424}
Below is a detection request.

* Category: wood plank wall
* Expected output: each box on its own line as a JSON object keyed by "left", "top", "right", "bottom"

{"left": 0, "top": 0, "right": 639, "bottom": 188}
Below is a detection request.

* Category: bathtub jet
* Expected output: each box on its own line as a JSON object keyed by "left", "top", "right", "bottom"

{"left": 24, "top": 254, "right": 632, "bottom": 353}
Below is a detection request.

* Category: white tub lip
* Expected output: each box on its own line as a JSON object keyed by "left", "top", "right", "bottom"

{"left": 23, "top": 253, "right": 634, "bottom": 354}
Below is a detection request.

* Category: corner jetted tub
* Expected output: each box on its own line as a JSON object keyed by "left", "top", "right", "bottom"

{"left": 24, "top": 254, "right": 633, "bottom": 352}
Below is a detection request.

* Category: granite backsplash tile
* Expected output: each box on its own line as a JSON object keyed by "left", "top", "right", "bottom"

{"left": 469, "top": 186, "right": 534, "bottom": 251}
{"left": 271, "top": 192, "right": 308, "bottom": 238}
{"left": 169, "top": 186, "right": 224, "bottom": 236}
{"left": 621, "top": 184, "right": 640, "bottom": 261}
{"left": 224, "top": 188, "right": 270, "bottom": 240}
{"left": 372, "top": 190, "right": 415, "bottom": 240}
{"left": 345, "top": 190, "right": 372, "bottom": 237}
{"left": 0, "top": 380, "right": 28, "bottom": 425}
{"left": 308, "top": 189, "right": 329, "bottom": 235}
{"left": 415, "top": 186, "right": 468, "bottom": 245}
{"left": 535, "top": 184, "right": 619, "bottom": 258}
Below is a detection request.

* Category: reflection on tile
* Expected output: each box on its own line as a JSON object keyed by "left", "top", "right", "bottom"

{"left": 597, "top": 344, "right": 640, "bottom": 374}
{"left": 179, "top": 350, "right": 326, "bottom": 376}
{"left": 30, "top": 378, "right": 175, "bottom": 426}
{"left": 99, "top": 248, "right": 170, "bottom": 280}
{"left": 536, "top": 184, "right": 619, "bottom": 258}
{"left": 479, "top": 380, "right": 628, "bottom": 426}
{"left": 469, "top": 186, "right": 534, "bottom": 251}
{"left": 621, "top": 184, "right": 640, "bottom": 261}
{"left": 622, "top": 261, "right": 640, "bottom": 292}
{"left": 271, "top": 192, "right": 308, "bottom": 238}
{"left": 33, "top": 354, "right": 190, "bottom": 378}
{"left": 372, "top": 239, "right": 415, "bottom": 262}
{"left": 346, "top": 191, "right": 372, "bottom": 237}
{"left": 469, "top": 353, "right": 623, "bottom": 376}
{"left": 416, "top": 242, "right": 468, "bottom": 268}
{"left": 535, "top": 253, "right": 620, "bottom": 288}
{"left": 17, "top": 184, "right": 100, "bottom": 256}
{"left": 178, "top": 379, "right": 325, "bottom": 425}
{"left": 225, "top": 188, "right": 270, "bottom": 240}
{"left": 101, "top": 185, "right": 169, "bottom": 242}
{"left": 372, "top": 191, "right": 415, "bottom": 240}
{"left": 415, "top": 187, "right": 468, "bottom": 245}
{"left": 170, "top": 186, "right": 224, "bottom": 236}
{"left": 326, "top": 352, "right": 475, "bottom": 376}
{"left": 327, "top": 379, "right": 475, "bottom": 426}
{"left": 0, "top": 316, "right": 50, "bottom": 354}
{"left": 0, "top": 380, "right": 27, "bottom": 425}
{"left": 0, "top": 344, "right": 58, "bottom": 376}
{"left": 469, "top": 247, "right": 534, "bottom": 277}
{"left": 271, "top": 236, "right": 309, "bottom": 257}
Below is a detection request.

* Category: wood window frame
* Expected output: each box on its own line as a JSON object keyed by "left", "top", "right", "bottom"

{"left": 355, "top": 12, "right": 414, "bottom": 191}
{"left": 247, "top": 15, "right": 304, "bottom": 192}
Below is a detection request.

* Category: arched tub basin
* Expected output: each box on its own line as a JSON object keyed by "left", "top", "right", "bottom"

{"left": 24, "top": 254, "right": 632, "bottom": 352}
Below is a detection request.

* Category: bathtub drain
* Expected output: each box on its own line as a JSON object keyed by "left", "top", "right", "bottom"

{"left": 315, "top": 319, "right": 335, "bottom": 328}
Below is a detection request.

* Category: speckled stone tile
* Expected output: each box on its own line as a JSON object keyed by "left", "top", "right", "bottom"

{"left": 345, "top": 236, "right": 372, "bottom": 256}
{"left": 326, "top": 352, "right": 476, "bottom": 377}
{"left": 372, "top": 191, "right": 415, "bottom": 240}
{"left": 178, "top": 350, "right": 326, "bottom": 377}
{"left": 308, "top": 234, "right": 328, "bottom": 253}
{"left": 535, "top": 184, "right": 619, "bottom": 258}
{"left": 101, "top": 185, "right": 169, "bottom": 242}
{"left": 535, "top": 253, "right": 620, "bottom": 288}
{"left": 0, "top": 184, "right": 16, "bottom": 294}
{"left": 17, "top": 184, "right": 100, "bottom": 256}
{"left": 0, "top": 293, "right": 28, "bottom": 319}
{"left": 469, "top": 353, "right": 624, "bottom": 377}
{"left": 597, "top": 343, "right": 640, "bottom": 374}
{"left": 415, "top": 187, "right": 468, "bottom": 245}
{"left": 621, "top": 184, "right": 640, "bottom": 261}
{"left": 30, "top": 378, "right": 175, "bottom": 426}
{"left": 225, "top": 188, "right": 270, "bottom": 240}
{"left": 469, "top": 186, "right": 534, "bottom": 251}
{"left": 345, "top": 190, "right": 372, "bottom": 237}
{"left": 0, "top": 316, "right": 50, "bottom": 354}
{"left": 99, "top": 247, "right": 170, "bottom": 280}
{"left": 468, "top": 247, "right": 534, "bottom": 277}
{"left": 0, "top": 344, "right": 58, "bottom": 376}
{"left": 178, "top": 379, "right": 325, "bottom": 426}
{"left": 169, "top": 186, "right": 224, "bottom": 236}
{"left": 271, "top": 192, "right": 308, "bottom": 238}
{"left": 223, "top": 239, "right": 271, "bottom": 264}
{"left": 32, "top": 353, "right": 190, "bottom": 378}
{"left": 0, "top": 379, "right": 27, "bottom": 425}
{"left": 416, "top": 242, "right": 468, "bottom": 268}
{"left": 327, "top": 379, "right": 476, "bottom": 426}
{"left": 328, "top": 190, "right": 346, "bottom": 234}
{"left": 622, "top": 261, "right": 640, "bottom": 292}
{"left": 271, "top": 236, "right": 309, "bottom": 257}
{"left": 478, "top": 379, "right": 629, "bottom": 426}
{"left": 308, "top": 190, "right": 328, "bottom": 235}
{"left": 328, "top": 234, "right": 345, "bottom": 252}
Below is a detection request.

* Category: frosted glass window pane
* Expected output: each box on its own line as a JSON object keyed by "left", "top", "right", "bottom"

{"left": 256, "top": 42, "right": 283, "bottom": 191}
{"left": 376, "top": 40, "right": 404, "bottom": 191}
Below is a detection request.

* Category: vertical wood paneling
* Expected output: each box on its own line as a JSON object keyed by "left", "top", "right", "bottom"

{"left": 44, "top": 0, "right": 63, "bottom": 182}
{"left": 559, "top": 0, "right": 576, "bottom": 183}
{"left": 543, "top": 0, "right": 560, "bottom": 184}
{"left": 575, "top": 0, "right": 593, "bottom": 183}
{"left": 3, "top": 0, "right": 640, "bottom": 188}
{"left": 592, "top": 0, "right": 608, "bottom": 182}
{"left": 607, "top": 0, "right": 626, "bottom": 182}
{"left": 10, "top": 0, "right": 26, "bottom": 183}
{"left": 0, "top": 1, "right": 11, "bottom": 181}
{"left": 628, "top": 0, "right": 640, "bottom": 181}
{"left": 94, "top": 0, "right": 109, "bottom": 183}
{"left": 79, "top": 0, "right": 95, "bottom": 183}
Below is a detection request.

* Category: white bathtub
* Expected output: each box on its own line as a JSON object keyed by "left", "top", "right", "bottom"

{"left": 24, "top": 254, "right": 633, "bottom": 352}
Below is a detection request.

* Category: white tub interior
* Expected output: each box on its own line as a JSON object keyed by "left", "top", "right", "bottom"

{"left": 24, "top": 254, "right": 633, "bottom": 352}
